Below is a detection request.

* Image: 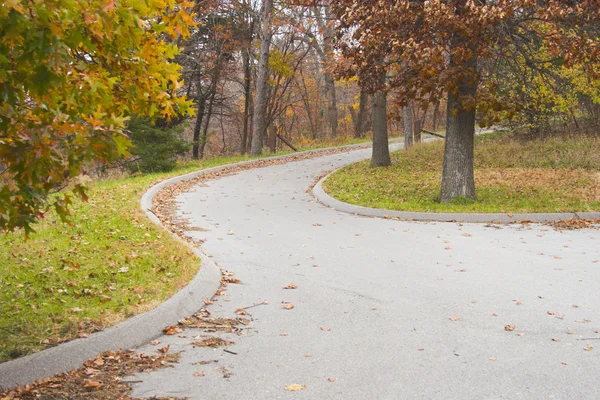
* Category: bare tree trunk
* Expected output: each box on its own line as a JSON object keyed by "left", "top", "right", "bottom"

{"left": 324, "top": 73, "right": 338, "bottom": 138}
{"left": 240, "top": 46, "right": 252, "bottom": 154}
{"left": 355, "top": 89, "right": 368, "bottom": 138}
{"left": 198, "top": 86, "right": 218, "bottom": 159}
{"left": 268, "top": 124, "right": 277, "bottom": 153}
{"left": 314, "top": 6, "right": 337, "bottom": 138}
{"left": 432, "top": 99, "right": 441, "bottom": 131}
{"left": 192, "top": 97, "right": 206, "bottom": 159}
{"left": 440, "top": 72, "right": 478, "bottom": 202}
{"left": 370, "top": 91, "right": 391, "bottom": 167}
{"left": 413, "top": 119, "right": 421, "bottom": 143}
{"left": 403, "top": 102, "right": 413, "bottom": 150}
{"left": 250, "top": 0, "right": 273, "bottom": 156}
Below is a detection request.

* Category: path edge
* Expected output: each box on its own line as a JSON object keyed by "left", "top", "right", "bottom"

{"left": 313, "top": 171, "right": 600, "bottom": 223}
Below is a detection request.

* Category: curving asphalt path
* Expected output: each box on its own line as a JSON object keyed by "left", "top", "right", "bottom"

{"left": 125, "top": 145, "right": 600, "bottom": 400}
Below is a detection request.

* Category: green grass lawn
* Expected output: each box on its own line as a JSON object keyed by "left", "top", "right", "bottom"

{"left": 324, "top": 133, "right": 600, "bottom": 214}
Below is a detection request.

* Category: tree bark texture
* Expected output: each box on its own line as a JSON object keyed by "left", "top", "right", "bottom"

{"left": 240, "top": 47, "right": 252, "bottom": 154}
{"left": 355, "top": 89, "right": 368, "bottom": 138}
{"left": 370, "top": 91, "right": 391, "bottom": 167}
{"left": 249, "top": 0, "right": 273, "bottom": 156}
{"left": 403, "top": 102, "right": 413, "bottom": 150}
{"left": 192, "top": 97, "right": 206, "bottom": 159}
{"left": 440, "top": 77, "right": 478, "bottom": 202}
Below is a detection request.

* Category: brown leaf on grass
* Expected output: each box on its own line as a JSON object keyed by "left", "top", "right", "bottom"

{"left": 163, "top": 325, "right": 182, "bottom": 335}
{"left": 283, "top": 284, "right": 298, "bottom": 289}
{"left": 285, "top": 384, "right": 305, "bottom": 391}
{"left": 504, "top": 325, "right": 516, "bottom": 331}
{"left": 83, "top": 380, "right": 102, "bottom": 390}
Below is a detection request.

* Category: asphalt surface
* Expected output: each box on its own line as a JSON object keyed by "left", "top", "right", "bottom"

{"left": 125, "top": 145, "right": 600, "bottom": 400}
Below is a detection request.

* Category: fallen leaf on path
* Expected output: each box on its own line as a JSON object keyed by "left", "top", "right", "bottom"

{"left": 158, "top": 345, "right": 170, "bottom": 354}
{"left": 561, "top": 361, "right": 568, "bottom": 365}
{"left": 328, "top": 377, "right": 336, "bottom": 382}
{"left": 285, "top": 384, "right": 305, "bottom": 391}
{"left": 283, "top": 284, "right": 298, "bottom": 289}
{"left": 320, "top": 326, "right": 331, "bottom": 332}
{"left": 504, "top": 325, "right": 516, "bottom": 331}
{"left": 489, "top": 357, "right": 497, "bottom": 361}
{"left": 223, "top": 277, "right": 241, "bottom": 284}
{"left": 492, "top": 312, "right": 498, "bottom": 317}
{"left": 163, "top": 325, "right": 182, "bottom": 335}
{"left": 235, "top": 308, "right": 247, "bottom": 315}
{"left": 567, "top": 328, "right": 575, "bottom": 334}
{"left": 584, "top": 345, "right": 593, "bottom": 351}
{"left": 552, "top": 338, "right": 560, "bottom": 342}
{"left": 547, "top": 311, "right": 557, "bottom": 315}
{"left": 449, "top": 317, "right": 461, "bottom": 321}
{"left": 193, "top": 371, "right": 205, "bottom": 377}
{"left": 192, "top": 337, "right": 235, "bottom": 348}
{"left": 418, "top": 348, "right": 424, "bottom": 351}
{"left": 282, "top": 303, "right": 295, "bottom": 310}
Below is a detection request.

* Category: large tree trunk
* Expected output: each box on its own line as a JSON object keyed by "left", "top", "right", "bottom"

{"left": 370, "top": 91, "right": 391, "bottom": 167}
{"left": 403, "top": 102, "right": 413, "bottom": 150}
{"left": 439, "top": 77, "right": 478, "bottom": 202}
{"left": 355, "top": 89, "right": 368, "bottom": 138}
{"left": 249, "top": 0, "right": 273, "bottom": 157}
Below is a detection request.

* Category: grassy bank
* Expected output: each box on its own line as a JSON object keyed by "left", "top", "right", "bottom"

{"left": 324, "top": 133, "right": 600, "bottom": 213}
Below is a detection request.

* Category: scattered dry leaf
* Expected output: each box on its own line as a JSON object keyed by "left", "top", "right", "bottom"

{"left": 163, "top": 325, "right": 182, "bottom": 335}
{"left": 584, "top": 345, "right": 593, "bottom": 351}
{"left": 504, "top": 324, "right": 516, "bottom": 331}
{"left": 285, "top": 384, "right": 305, "bottom": 391}
{"left": 158, "top": 345, "right": 170, "bottom": 354}
{"left": 282, "top": 303, "right": 295, "bottom": 310}
{"left": 552, "top": 338, "right": 560, "bottom": 342}
{"left": 320, "top": 326, "right": 331, "bottom": 332}
{"left": 235, "top": 308, "right": 247, "bottom": 315}
{"left": 449, "top": 317, "right": 461, "bottom": 321}
{"left": 328, "top": 378, "right": 336, "bottom": 382}
{"left": 83, "top": 380, "right": 102, "bottom": 390}
{"left": 193, "top": 371, "right": 205, "bottom": 377}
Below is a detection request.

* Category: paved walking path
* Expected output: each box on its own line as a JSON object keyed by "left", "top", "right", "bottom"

{"left": 125, "top": 145, "right": 600, "bottom": 399}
